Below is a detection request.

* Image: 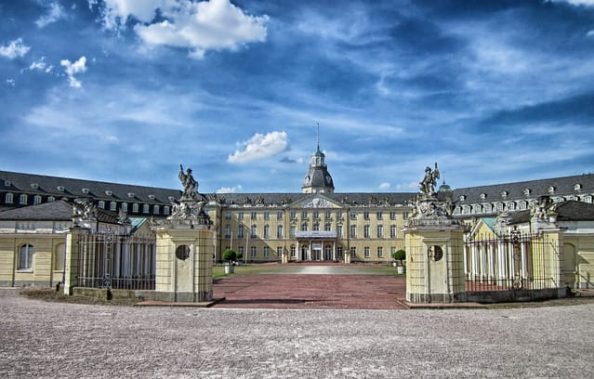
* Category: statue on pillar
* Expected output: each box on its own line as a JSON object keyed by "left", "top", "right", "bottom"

{"left": 419, "top": 162, "right": 440, "bottom": 199}
{"left": 179, "top": 164, "right": 198, "bottom": 200}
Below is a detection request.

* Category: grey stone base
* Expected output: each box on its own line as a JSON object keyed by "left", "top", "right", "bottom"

{"left": 458, "top": 287, "right": 571, "bottom": 303}
{"left": 407, "top": 292, "right": 462, "bottom": 303}
{"left": 138, "top": 291, "right": 213, "bottom": 303}
{"left": 1, "top": 280, "right": 57, "bottom": 287}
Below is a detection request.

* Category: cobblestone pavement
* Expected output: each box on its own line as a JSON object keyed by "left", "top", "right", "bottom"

{"left": 2, "top": 289, "right": 594, "bottom": 378}
{"left": 213, "top": 274, "right": 407, "bottom": 309}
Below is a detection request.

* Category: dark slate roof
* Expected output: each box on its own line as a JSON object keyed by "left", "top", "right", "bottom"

{"left": 453, "top": 173, "right": 594, "bottom": 204}
{"left": 506, "top": 201, "right": 594, "bottom": 225}
{"left": 0, "top": 170, "right": 181, "bottom": 204}
{"left": 214, "top": 192, "right": 416, "bottom": 207}
{"left": 0, "top": 200, "right": 72, "bottom": 221}
{"left": 0, "top": 199, "right": 122, "bottom": 224}
{"left": 556, "top": 201, "right": 594, "bottom": 221}
{"left": 507, "top": 210, "right": 531, "bottom": 225}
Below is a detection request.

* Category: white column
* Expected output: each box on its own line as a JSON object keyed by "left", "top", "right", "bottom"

{"left": 498, "top": 241, "right": 506, "bottom": 280}
{"left": 488, "top": 242, "right": 496, "bottom": 284}
{"left": 521, "top": 242, "right": 528, "bottom": 279}
{"left": 296, "top": 240, "right": 300, "bottom": 261}
{"left": 471, "top": 244, "right": 478, "bottom": 280}
{"left": 332, "top": 241, "right": 336, "bottom": 261}
{"left": 463, "top": 244, "right": 468, "bottom": 277}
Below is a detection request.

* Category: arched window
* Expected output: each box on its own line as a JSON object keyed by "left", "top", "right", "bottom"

{"left": 33, "top": 195, "right": 42, "bottom": 205}
{"left": 5, "top": 193, "right": 13, "bottom": 204}
{"left": 18, "top": 244, "right": 34, "bottom": 271}
{"left": 301, "top": 222, "right": 308, "bottom": 232}
{"left": 153, "top": 205, "right": 160, "bottom": 215}
{"left": 19, "top": 194, "right": 28, "bottom": 205}
{"left": 98, "top": 200, "right": 105, "bottom": 209}
{"left": 143, "top": 204, "right": 149, "bottom": 214}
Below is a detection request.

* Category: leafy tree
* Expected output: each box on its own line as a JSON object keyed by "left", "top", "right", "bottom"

{"left": 223, "top": 249, "right": 237, "bottom": 262}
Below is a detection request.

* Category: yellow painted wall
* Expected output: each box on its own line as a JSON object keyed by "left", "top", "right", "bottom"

{"left": 0, "top": 233, "right": 66, "bottom": 287}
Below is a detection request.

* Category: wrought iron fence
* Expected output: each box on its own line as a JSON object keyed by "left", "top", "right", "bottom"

{"left": 464, "top": 231, "right": 557, "bottom": 293}
{"left": 76, "top": 234, "right": 156, "bottom": 290}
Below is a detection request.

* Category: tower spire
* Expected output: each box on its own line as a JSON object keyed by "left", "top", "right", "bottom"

{"left": 316, "top": 122, "right": 320, "bottom": 152}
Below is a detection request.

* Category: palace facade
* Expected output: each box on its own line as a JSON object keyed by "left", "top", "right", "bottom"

{"left": 1, "top": 143, "right": 593, "bottom": 287}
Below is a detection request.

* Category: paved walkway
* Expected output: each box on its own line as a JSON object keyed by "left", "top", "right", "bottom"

{"left": 213, "top": 264, "right": 407, "bottom": 309}
{"left": 2, "top": 289, "right": 594, "bottom": 378}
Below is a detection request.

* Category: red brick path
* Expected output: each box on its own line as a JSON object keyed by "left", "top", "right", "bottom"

{"left": 213, "top": 272, "right": 407, "bottom": 309}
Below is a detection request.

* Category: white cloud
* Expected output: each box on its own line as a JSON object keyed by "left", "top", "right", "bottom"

{"left": 548, "top": 0, "right": 594, "bottom": 6}
{"left": 6, "top": 79, "right": 16, "bottom": 87}
{"left": 215, "top": 184, "right": 242, "bottom": 193}
{"left": 378, "top": 182, "right": 391, "bottom": 191}
{"left": 587, "top": 30, "right": 594, "bottom": 37}
{"left": 96, "top": 0, "right": 268, "bottom": 59}
{"left": 36, "top": 1, "right": 66, "bottom": 28}
{"left": 0, "top": 38, "right": 30, "bottom": 59}
{"left": 60, "top": 56, "right": 87, "bottom": 88}
{"left": 228, "top": 131, "right": 289, "bottom": 164}
{"left": 29, "top": 57, "right": 53, "bottom": 73}
{"left": 99, "top": 0, "right": 165, "bottom": 28}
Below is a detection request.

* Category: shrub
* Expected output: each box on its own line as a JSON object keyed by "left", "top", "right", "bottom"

{"left": 223, "top": 249, "right": 237, "bottom": 262}
{"left": 392, "top": 249, "right": 406, "bottom": 261}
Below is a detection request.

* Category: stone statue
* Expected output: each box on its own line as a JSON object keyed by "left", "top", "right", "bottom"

{"left": 179, "top": 164, "right": 198, "bottom": 199}
{"left": 419, "top": 162, "right": 440, "bottom": 198}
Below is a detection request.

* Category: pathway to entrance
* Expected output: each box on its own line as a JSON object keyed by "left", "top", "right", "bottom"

{"left": 213, "top": 263, "right": 407, "bottom": 309}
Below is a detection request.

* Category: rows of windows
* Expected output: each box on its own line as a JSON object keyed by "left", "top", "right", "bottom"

{"left": 2, "top": 192, "right": 170, "bottom": 216}
{"left": 233, "top": 209, "right": 409, "bottom": 222}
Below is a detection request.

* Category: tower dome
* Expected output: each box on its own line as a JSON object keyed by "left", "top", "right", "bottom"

{"left": 301, "top": 126, "right": 335, "bottom": 193}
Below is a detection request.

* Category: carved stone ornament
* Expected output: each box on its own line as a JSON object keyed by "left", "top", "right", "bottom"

{"left": 406, "top": 164, "right": 458, "bottom": 228}
{"left": 72, "top": 198, "right": 97, "bottom": 226}
{"left": 303, "top": 197, "right": 332, "bottom": 208}
{"left": 419, "top": 162, "right": 440, "bottom": 200}
{"left": 153, "top": 166, "right": 212, "bottom": 229}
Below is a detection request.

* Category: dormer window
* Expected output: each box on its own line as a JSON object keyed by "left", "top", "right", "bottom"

{"left": 82, "top": 188, "right": 90, "bottom": 194}
{"left": 459, "top": 195, "right": 466, "bottom": 202}
{"left": 574, "top": 183, "right": 582, "bottom": 192}
{"left": 501, "top": 191, "right": 508, "bottom": 199}
{"left": 56, "top": 186, "right": 65, "bottom": 192}
{"left": 128, "top": 192, "right": 135, "bottom": 198}
{"left": 480, "top": 193, "right": 487, "bottom": 200}
{"left": 168, "top": 196, "right": 175, "bottom": 202}
{"left": 548, "top": 186, "right": 555, "bottom": 194}
{"left": 148, "top": 194, "right": 155, "bottom": 200}
{"left": 30, "top": 183, "right": 39, "bottom": 190}
{"left": 524, "top": 188, "right": 531, "bottom": 196}
{"left": 4, "top": 180, "right": 11, "bottom": 187}
{"left": 105, "top": 190, "right": 113, "bottom": 196}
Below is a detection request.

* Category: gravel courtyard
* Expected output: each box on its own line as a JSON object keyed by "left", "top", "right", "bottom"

{"left": 1, "top": 288, "right": 593, "bottom": 378}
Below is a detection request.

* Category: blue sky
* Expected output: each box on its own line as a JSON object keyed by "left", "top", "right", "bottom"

{"left": 1, "top": 0, "right": 594, "bottom": 194}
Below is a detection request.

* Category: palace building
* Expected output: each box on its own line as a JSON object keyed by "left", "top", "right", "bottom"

{"left": 1, "top": 142, "right": 593, "bottom": 287}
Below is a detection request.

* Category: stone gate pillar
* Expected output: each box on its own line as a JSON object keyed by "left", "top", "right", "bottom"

{"left": 404, "top": 163, "right": 465, "bottom": 304}
{"left": 63, "top": 226, "right": 90, "bottom": 295}
{"left": 404, "top": 225, "right": 465, "bottom": 303}
{"left": 150, "top": 165, "right": 215, "bottom": 303}
{"left": 153, "top": 225, "right": 214, "bottom": 302}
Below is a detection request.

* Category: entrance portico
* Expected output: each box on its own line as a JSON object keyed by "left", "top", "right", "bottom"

{"left": 294, "top": 231, "right": 340, "bottom": 261}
